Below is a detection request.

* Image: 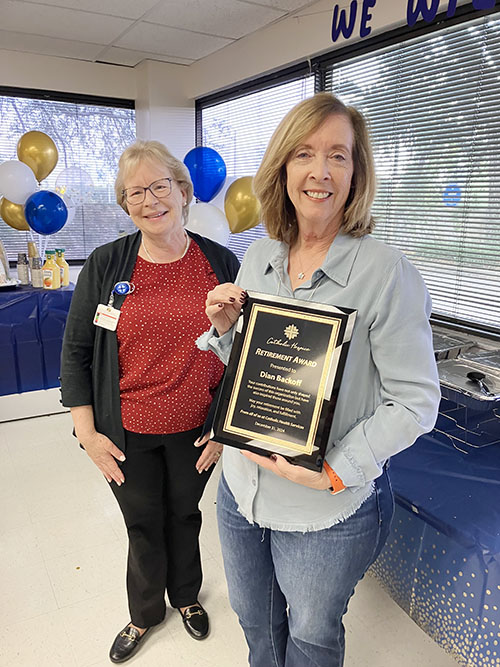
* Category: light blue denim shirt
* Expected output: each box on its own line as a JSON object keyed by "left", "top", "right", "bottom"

{"left": 198, "top": 232, "right": 440, "bottom": 531}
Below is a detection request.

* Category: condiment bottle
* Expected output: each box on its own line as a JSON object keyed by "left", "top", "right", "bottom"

{"left": 17, "top": 252, "right": 30, "bottom": 285}
{"left": 42, "top": 251, "right": 61, "bottom": 290}
{"left": 27, "top": 241, "right": 39, "bottom": 269}
{"left": 55, "top": 248, "right": 70, "bottom": 287}
{"left": 0, "top": 239, "right": 11, "bottom": 281}
{"left": 31, "top": 257, "right": 44, "bottom": 288}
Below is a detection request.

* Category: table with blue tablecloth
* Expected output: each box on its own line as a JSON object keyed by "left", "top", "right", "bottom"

{"left": 0, "top": 284, "right": 74, "bottom": 396}
{"left": 371, "top": 408, "right": 500, "bottom": 666}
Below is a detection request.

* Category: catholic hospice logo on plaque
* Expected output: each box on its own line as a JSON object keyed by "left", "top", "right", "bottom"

{"left": 211, "top": 291, "right": 356, "bottom": 471}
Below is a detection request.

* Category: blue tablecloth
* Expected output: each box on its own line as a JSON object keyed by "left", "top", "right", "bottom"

{"left": 0, "top": 284, "right": 74, "bottom": 396}
{"left": 371, "top": 432, "right": 500, "bottom": 666}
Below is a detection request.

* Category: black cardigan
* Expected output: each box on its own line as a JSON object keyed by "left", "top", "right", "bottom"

{"left": 60, "top": 230, "right": 240, "bottom": 453}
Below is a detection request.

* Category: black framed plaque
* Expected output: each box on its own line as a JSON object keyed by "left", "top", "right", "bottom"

{"left": 211, "top": 291, "right": 356, "bottom": 471}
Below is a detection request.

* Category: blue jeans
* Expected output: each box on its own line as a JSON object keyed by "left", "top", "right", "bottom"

{"left": 217, "top": 469, "right": 393, "bottom": 667}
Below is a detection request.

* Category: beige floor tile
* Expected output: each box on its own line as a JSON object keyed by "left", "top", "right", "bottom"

{"left": 0, "top": 443, "right": 21, "bottom": 501}
{"left": 0, "top": 415, "right": 462, "bottom": 667}
{"left": 0, "top": 491, "right": 32, "bottom": 534}
{"left": 346, "top": 571, "right": 403, "bottom": 628}
{"left": 32, "top": 508, "right": 118, "bottom": 561}
{"left": 19, "top": 475, "right": 99, "bottom": 524}
{"left": 0, "top": 610, "right": 78, "bottom": 667}
{"left": 344, "top": 601, "right": 460, "bottom": 666}
{"left": 0, "top": 522, "right": 45, "bottom": 572}
{"left": 1, "top": 560, "right": 58, "bottom": 626}
{"left": 45, "top": 540, "right": 126, "bottom": 608}
{"left": 56, "top": 588, "right": 130, "bottom": 667}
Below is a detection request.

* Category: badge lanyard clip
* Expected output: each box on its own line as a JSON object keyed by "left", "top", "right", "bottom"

{"left": 108, "top": 281, "right": 135, "bottom": 306}
{"left": 94, "top": 281, "right": 135, "bottom": 331}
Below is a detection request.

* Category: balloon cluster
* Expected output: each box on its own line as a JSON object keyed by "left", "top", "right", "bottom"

{"left": 183, "top": 146, "right": 261, "bottom": 243}
{"left": 0, "top": 131, "right": 68, "bottom": 235}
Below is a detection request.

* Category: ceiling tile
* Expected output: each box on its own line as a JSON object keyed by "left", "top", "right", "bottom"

{"left": 146, "top": 0, "right": 285, "bottom": 40}
{"left": 0, "top": 29, "right": 103, "bottom": 59}
{"left": 240, "top": 0, "right": 317, "bottom": 11}
{"left": 0, "top": 0, "right": 133, "bottom": 44}
{"left": 11, "top": 0, "right": 161, "bottom": 20}
{"left": 97, "top": 46, "right": 194, "bottom": 67}
{"left": 116, "top": 22, "right": 233, "bottom": 60}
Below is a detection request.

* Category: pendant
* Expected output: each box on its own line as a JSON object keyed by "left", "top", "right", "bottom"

{"left": 298, "top": 272, "right": 305, "bottom": 280}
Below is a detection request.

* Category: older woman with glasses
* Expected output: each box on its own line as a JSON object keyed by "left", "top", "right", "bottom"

{"left": 60, "top": 140, "right": 239, "bottom": 663}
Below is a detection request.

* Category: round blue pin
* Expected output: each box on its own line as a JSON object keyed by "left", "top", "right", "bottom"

{"left": 113, "top": 281, "right": 134, "bottom": 295}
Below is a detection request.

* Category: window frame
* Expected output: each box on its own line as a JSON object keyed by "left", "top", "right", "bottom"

{"left": 0, "top": 86, "right": 135, "bottom": 265}
{"left": 195, "top": 1, "right": 500, "bottom": 341}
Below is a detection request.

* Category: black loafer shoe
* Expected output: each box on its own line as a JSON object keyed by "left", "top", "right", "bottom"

{"left": 109, "top": 624, "right": 150, "bottom": 663}
{"left": 179, "top": 603, "right": 210, "bottom": 640}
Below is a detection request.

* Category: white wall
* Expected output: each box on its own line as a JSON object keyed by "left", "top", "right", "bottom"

{"left": 0, "top": 48, "right": 194, "bottom": 157}
{"left": 184, "top": 0, "right": 470, "bottom": 99}
{"left": 0, "top": 0, "right": 472, "bottom": 132}
{"left": 135, "top": 61, "right": 194, "bottom": 161}
{"left": 0, "top": 49, "right": 135, "bottom": 99}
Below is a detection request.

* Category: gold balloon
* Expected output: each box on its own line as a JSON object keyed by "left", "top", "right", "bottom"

{"left": 17, "top": 131, "right": 58, "bottom": 182}
{"left": 224, "top": 176, "right": 261, "bottom": 234}
{"left": 0, "top": 197, "right": 30, "bottom": 230}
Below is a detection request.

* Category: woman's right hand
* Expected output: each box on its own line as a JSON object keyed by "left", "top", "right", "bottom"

{"left": 205, "top": 283, "right": 247, "bottom": 336}
{"left": 78, "top": 430, "right": 126, "bottom": 486}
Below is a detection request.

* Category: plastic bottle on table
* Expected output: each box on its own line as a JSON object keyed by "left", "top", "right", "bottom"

{"left": 17, "top": 252, "right": 30, "bottom": 285}
{"left": 27, "top": 241, "right": 39, "bottom": 270}
{"left": 55, "top": 248, "right": 70, "bottom": 287}
{"left": 42, "top": 251, "right": 61, "bottom": 290}
{"left": 31, "top": 257, "right": 43, "bottom": 288}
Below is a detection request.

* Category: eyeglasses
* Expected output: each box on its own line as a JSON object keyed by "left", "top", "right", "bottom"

{"left": 122, "top": 178, "right": 173, "bottom": 205}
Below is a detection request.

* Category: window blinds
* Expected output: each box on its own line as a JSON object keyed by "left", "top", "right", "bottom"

{"left": 201, "top": 76, "right": 315, "bottom": 261}
{"left": 325, "top": 14, "right": 500, "bottom": 333}
{"left": 0, "top": 93, "right": 136, "bottom": 261}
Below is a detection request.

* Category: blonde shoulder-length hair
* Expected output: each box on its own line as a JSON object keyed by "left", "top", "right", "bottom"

{"left": 253, "top": 92, "right": 376, "bottom": 243}
{"left": 115, "top": 140, "right": 194, "bottom": 224}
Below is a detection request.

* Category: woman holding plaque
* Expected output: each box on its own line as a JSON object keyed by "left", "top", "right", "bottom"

{"left": 199, "top": 93, "right": 440, "bottom": 667}
{"left": 60, "top": 140, "right": 239, "bottom": 663}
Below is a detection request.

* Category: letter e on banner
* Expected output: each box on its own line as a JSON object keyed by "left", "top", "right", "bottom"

{"left": 360, "top": 0, "right": 377, "bottom": 38}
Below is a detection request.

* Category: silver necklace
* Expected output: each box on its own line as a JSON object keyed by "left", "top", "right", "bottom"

{"left": 142, "top": 232, "right": 190, "bottom": 264}
{"left": 295, "top": 247, "right": 322, "bottom": 280}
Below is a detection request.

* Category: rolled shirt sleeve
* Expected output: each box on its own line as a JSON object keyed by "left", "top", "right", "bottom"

{"left": 325, "top": 257, "right": 441, "bottom": 488}
{"left": 196, "top": 326, "right": 234, "bottom": 366}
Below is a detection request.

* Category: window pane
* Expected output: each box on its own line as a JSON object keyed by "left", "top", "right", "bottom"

{"left": 0, "top": 94, "right": 136, "bottom": 261}
{"left": 201, "top": 76, "right": 315, "bottom": 260}
{"left": 325, "top": 14, "right": 500, "bottom": 333}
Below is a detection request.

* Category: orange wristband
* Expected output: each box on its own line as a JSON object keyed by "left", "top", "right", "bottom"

{"left": 323, "top": 461, "right": 346, "bottom": 495}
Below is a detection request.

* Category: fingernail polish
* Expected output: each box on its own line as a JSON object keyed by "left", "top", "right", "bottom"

{"left": 229, "top": 297, "right": 235, "bottom": 302}
{"left": 270, "top": 454, "right": 277, "bottom": 462}
{"left": 218, "top": 303, "right": 224, "bottom": 308}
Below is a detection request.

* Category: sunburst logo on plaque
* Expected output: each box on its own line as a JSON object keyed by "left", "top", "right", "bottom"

{"left": 284, "top": 324, "right": 299, "bottom": 340}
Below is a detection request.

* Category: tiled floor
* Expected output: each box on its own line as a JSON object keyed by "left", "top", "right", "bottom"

{"left": 0, "top": 412, "right": 460, "bottom": 667}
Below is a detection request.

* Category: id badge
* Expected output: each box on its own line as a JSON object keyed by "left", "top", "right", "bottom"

{"left": 94, "top": 303, "right": 121, "bottom": 331}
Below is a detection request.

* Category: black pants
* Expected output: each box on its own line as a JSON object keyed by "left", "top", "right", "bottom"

{"left": 110, "top": 427, "right": 211, "bottom": 628}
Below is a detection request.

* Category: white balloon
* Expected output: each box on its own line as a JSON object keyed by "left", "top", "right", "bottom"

{"left": 210, "top": 176, "right": 238, "bottom": 211}
{"left": 0, "top": 160, "right": 37, "bottom": 205}
{"left": 55, "top": 166, "right": 94, "bottom": 206}
{"left": 62, "top": 194, "right": 76, "bottom": 226}
{"left": 186, "top": 203, "right": 230, "bottom": 245}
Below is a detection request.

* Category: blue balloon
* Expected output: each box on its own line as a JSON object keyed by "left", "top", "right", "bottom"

{"left": 25, "top": 190, "right": 68, "bottom": 235}
{"left": 184, "top": 147, "right": 226, "bottom": 203}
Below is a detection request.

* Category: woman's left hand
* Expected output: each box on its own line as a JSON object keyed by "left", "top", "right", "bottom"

{"left": 241, "top": 450, "right": 331, "bottom": 490}
{"left": 194, "top": 432, "right": 223, "bottom": 473}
